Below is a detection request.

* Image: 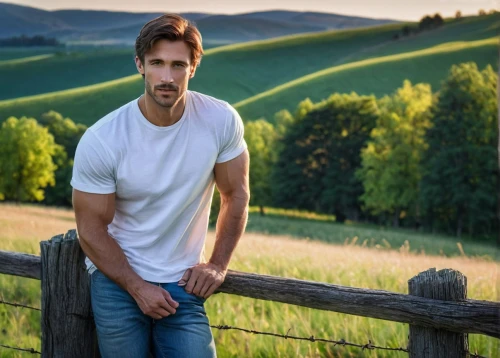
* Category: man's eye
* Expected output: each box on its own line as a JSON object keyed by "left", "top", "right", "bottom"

{"left": 151, "top": 61, "right": 161, "bottom": 65}
{"left": 174, "top": 63, "right": 185, "bottom": 68}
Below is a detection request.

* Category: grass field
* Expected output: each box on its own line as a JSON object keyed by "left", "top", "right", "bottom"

{"left": 0, "top": 54, "right": 54, "bottom": 66}
{"left": 235, "top": 37, "right": 499, "bottom": 121}
{"left": 0, "top": 49, "right": 137, "bottom": 100}
{"left": 0, "top": 204, "right": 498, "bottom": 357}
{"left": 0, "top": 47, "right": 59, "bottom": 61}
{"left": 0, "top": 13, "right": 497, "bottom": 125}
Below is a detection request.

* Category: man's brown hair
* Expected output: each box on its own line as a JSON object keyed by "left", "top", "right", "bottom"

{"left": 135, "top": 14, "right": 203, "bottom": 67}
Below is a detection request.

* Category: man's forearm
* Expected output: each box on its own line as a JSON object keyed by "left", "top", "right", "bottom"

{"left": 79, "top": 228, "right": 143, "bottom": 293}
{"left": 209, "top": 193, "right": 249, "bottom": 270}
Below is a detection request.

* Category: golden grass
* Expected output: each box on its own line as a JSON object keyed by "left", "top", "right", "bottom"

{"left": 220, "top": 232, "right": 498, "bottom": 299}
{"left": 0, "top": 204, "right": 74, "bottom": 254}
{"left": 0, "top": 203, "right": 497, "bottom": 357}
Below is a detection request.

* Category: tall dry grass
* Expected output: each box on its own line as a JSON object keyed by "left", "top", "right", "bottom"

{"left": 0, "top": 203, "right": 497, "bottom": 357}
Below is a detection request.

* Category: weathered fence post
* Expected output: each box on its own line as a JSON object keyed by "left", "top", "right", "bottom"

{"left": 408, "top": 268, "right": 468, "bottom": 357}
{"left": 40, "top": 229, "right": 99, "bottom": 357}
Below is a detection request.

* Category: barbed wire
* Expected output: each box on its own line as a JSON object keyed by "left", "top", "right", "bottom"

{"left": 0, "top": 299, "right": 40, "bottom": 311}
{"left": 465, "top": 351, "right": 488, "bottom": 358}
{"left": 0, "top": 300, "right": 489, "bottom": 357}
{"left": 210, "top": 324, "right": 408, "bottom": 353}
{"left": 210, "top": 325, "right": 489, "bottom": 358}
{"left": 0, "top": 344, "right": 41, "bottom": 355}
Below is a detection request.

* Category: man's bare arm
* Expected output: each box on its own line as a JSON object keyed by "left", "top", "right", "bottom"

{"left": 180, "top": 149, "right": 250, "bottom": 298}
{"left": 73, "top": 189, "right": 178, "bottom": 318}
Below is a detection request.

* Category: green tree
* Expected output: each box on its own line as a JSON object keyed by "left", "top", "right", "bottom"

{"left": 357, "top": 80, "right": 433, "bottom": 227}
{"left": 273, "top": 93, "right": 378, "bottom": 222}
{"left": 40, "top": 111, "right": 87, "bottom": 158}
{"left": 245, "top": 119, "right": 277, "bottom": 215}
{"left": 274, "top": 109, "right": 294, "bottom": 137}
{"left": 432, "top": 13, "right": 444, "bottom": 27}
{"left": 421, "top": 63, "right": 498, "bottom": 238}
{"left": 0, "top": 117, "right": 60, "bottom": 202}
{"left": 294, "top": 98, "right": 315, "bottom": 121}
{"left": 39, "top": 111, "right": 87, "bottom": 206}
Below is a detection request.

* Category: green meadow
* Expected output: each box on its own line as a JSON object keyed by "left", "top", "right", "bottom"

{"left": 0, "top": 13, "right": 498, "bottom": 125}
{"left": 235, "top": 37, "right": 499, "bottom": 121}
{"left": 0, "top": 11, "right": 498, "bottom": 358}
{"left": 0, "top": 48, "right": 136, "bottom": 100}
{"left": 0, "top": 47, "right": 59, "bottom": 61}
{"left": 0, "top": 204, "right": 498, "bottom": 357}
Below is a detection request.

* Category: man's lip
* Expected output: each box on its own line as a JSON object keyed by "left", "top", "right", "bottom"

{"left": 157, "top": 88, "right": 176, "bottom": 91}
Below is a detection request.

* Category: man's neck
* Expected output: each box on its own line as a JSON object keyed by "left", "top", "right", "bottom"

{"left": 139, "top": 93, "right": 187, "bottom": 127}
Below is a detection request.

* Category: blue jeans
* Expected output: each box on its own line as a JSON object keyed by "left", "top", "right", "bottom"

{"left": 90, "top": 270, "right": 216, "bottom": 358}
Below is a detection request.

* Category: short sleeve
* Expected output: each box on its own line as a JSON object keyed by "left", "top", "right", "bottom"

{"left": 216, "top": 105, "right": 247, "bottom": 163}
{"left": 71, "top": 130, "right": 117, "bottom": 194}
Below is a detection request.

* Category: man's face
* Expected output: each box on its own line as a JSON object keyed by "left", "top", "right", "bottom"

{"left": 135, "top": 40, "right": 196, "bottom": 108}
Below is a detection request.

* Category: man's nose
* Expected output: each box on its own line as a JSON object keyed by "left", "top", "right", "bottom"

{"left": 161, "top": 67, "right": 174, "bottom": 83}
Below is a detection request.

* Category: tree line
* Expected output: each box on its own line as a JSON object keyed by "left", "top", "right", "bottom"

{"left": 0, "top": 35, "right": 63, "bottom": 47}
{"left": 246, "top": 62, "right": 498, "bottom": 239}
{"left": 393, "top": 10, "right": 498, "bottom": 40}
{"left": 0, "top": 62, "right": 497, "bottom": 240}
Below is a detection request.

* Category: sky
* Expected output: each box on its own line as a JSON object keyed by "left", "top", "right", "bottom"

{"left": 3, "top": 0, "right": 498, "bottom": 20}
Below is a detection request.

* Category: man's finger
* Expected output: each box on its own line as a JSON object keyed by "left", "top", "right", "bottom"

{"left": 184, "top": 269, "right": 201, "bottom": 293}
{"left": 192, "top": 274, "right": 209, "bottom": 296}
{"left": 199, "top": 280, "right": 213, "bottom": 298}
{"left": 161, "top": 289, "right": 179, "bottom": 310}
{"left": 178, "top": 268, "right": 192, "bottom": 286}
{"left": 203, "top": 284, "right": 218, "bottom": 299}
{"left": 155, "top": 307, "right": 172, "bottom": 318}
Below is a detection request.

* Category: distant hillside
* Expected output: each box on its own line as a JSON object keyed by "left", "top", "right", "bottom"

{"left": 0, "top": 2, "right": 397, "bottom": 45}
{"left": 55, "top": 15, "right": 325, "bottom": 45}
{"left": 0, "top": 13, "right": 496, "bottom": 126}
{"left": 241, "top": 10, "right": 395, "bottom": 29}
{"left": 0, "top": 49, "right": 136, "bottom": 100}
{"left": 235, "top": 38, "right": 499, "bottom": 121}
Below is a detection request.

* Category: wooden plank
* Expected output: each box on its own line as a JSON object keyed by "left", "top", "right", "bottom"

{"left": 40, "top": 230, "right": 99, "bottom": 357}
{"left": 218, "top": 270, "right": 500, "bottom": 339}
{"left": 408, "top": 268, "right": 468, "bottom": 357}
{"left": 0, "top": 250, "right": 41, "bottom": 279}
{"left": 1, "top": 246, "right": 499, "bottom": 339}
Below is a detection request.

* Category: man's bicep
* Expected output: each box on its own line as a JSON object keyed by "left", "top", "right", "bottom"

{"left": 73, "top": 189, "right": 116, "bottom": 231}
{"left": 214, "top": 149, "right": 250, "bottom": 197}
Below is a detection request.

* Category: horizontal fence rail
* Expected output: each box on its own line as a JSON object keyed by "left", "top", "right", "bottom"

{"left": 1, "top": 248, "right": 499, "bottom": 339}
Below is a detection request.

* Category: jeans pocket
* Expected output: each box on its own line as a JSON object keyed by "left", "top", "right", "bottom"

{"left": 196, "top": 295, "right": 206, "bottom": 304}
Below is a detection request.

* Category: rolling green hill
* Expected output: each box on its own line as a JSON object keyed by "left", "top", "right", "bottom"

{"left": 235, "top": 37, "right": 499, "bottom": 121}
{"left": 0, "top": 49, "right": 136, "bottom": 100}
{"left": 0, "top": 53, "right": 54, "bottom": 66}
{"left": 0, "top": 13, "right": 497, "bottom": 125}
{"left": 0, "top": 23, "right": 405, "bottom": 124}
{"left": 0, "top": 74, "right": 143, "bottom": 126}
{"left": 0, "top": 47, "right": 58, "bottom": 61}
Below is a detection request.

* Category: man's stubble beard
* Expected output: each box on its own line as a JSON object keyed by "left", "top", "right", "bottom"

{"left": 145, "top": 79, "right": 180, "bottom": 109}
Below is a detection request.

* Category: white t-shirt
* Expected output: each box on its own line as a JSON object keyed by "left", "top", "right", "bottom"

{"left": 71, "top": 90, "right": 247, "bottom": 282}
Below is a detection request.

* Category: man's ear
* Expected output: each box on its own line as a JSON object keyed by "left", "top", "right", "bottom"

{"left": 135, "top": 56, "right": 145, "bottom": 76}
{"left": 189, "top": 63, "right": 197, "bottom": 79}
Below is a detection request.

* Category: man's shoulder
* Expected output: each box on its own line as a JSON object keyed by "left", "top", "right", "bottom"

{"left": 188, "top": 90, "right": 232, "bottom": 114}
{"left": 87, "top": 97, "right": 139, "bottom": 135}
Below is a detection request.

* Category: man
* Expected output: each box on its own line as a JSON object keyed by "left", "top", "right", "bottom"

{"left": 71, "top": 14, "right": 250, "bottom": 358}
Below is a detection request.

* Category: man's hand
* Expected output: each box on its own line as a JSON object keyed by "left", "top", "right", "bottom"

{"left": 178, "top": 263, "right": 226, "bottom": 299}
{"left": 129, "top": 281, "right": 179, "bottom": 319}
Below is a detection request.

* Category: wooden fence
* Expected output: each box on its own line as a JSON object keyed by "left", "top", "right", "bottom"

{"left": 1, "top": 229, "right": 499, "bottom": 357}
